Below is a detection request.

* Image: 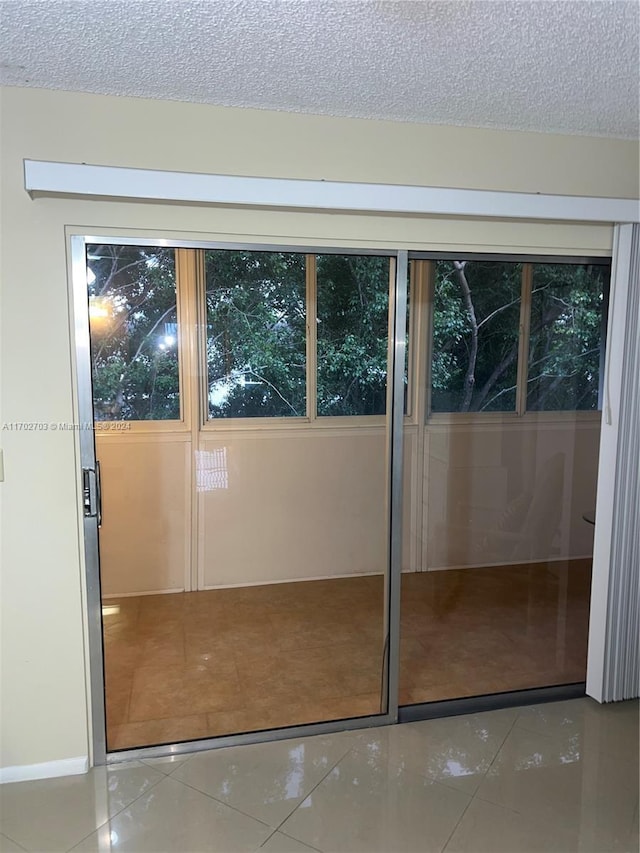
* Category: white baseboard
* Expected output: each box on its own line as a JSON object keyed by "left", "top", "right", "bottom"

{"left": 102, "top": 588, "right": 184, "bottom": 599}
{"left": 426, "top": 555, "right": 593, "bottom": 572}
{"left": 0, "top": 755, "right": 88, "bottom": 784}
{"left": 201, "top": 570, "right": 383, "bottom": 590}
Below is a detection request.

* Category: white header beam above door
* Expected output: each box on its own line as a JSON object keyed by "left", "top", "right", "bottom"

{"left": 24, "top": 160, "right": 640, "bottom": 224}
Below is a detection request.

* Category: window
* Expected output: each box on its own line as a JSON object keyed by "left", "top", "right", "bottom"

{"left": 316, "top": 255, "right": 390, "bottom": 416}
{"left": 429, "top": 258, "right": 609, "bottom": 416}
{"left": 205, "top": 249, "right": 395, "bottom": 420}
{"left": 205, "top": 251, "right": 307, "bottom": 418}
{"left": 87, "top": 244, "right": 180, "bottom": 420}
{"left": 87, "top": 245, "right": 606, "bottom": 425}
{"left": 527, "top": 264, "right": 608, "bottom": 411}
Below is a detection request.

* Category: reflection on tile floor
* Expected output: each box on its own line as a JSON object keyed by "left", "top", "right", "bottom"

{"left": 103, "top": 560, "right": 591, "bottom": 750}
{"left": 0, "top": 699, "right": 637, "bottom": 852}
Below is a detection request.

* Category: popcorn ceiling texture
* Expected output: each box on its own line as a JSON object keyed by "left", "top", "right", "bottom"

{"left": 1, "top": 0, "right": 638, "bottom": 139}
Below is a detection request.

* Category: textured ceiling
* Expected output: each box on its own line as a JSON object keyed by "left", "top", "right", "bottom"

{"left": 1, "top": 0, "right": 639, "bottom": 139}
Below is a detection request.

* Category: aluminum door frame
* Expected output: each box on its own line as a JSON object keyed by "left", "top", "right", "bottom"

{"left": 71, "top": 235, "right": 108, "bottom": 764}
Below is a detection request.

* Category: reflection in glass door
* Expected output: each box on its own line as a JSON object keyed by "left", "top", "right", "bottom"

{"left": 83, "top": 241, "right": 398, "bottom": 751}
{"left": 400, "top": 257, "right": 608, "bottom": 706}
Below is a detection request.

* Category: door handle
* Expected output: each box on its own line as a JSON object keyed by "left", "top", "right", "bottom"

{"left": 95, "top": 460, "right": 102, "bottom": 528}
{"left": 82, "top": 465, "right": 102, "bottom": 528}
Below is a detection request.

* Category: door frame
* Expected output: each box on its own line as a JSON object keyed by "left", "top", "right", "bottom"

{"left": 71, "top": 234, "right": 408, "bottom": 766}
{"left": 71, "top": 236, "right": 108, "bottom": 764}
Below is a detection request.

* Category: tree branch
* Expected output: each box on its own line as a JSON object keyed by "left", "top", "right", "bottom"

{"left": 473, "top": 341, "right": 519, "bottom": 411}
{"left": 243, "top": 369, "right": 301, "bottom": 416}
{"left": 453, "top": 261, "right": 478, "bottom": 412}
{"left": 477, "top": 296, "right": 521, "bottom": 330}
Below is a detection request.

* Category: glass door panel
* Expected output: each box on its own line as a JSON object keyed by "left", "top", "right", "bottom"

{"left": 86, "top": 243, "right": 396, "bottom": 751}
{"left": 399, "top": 259, "right": 607, "bottom": 706}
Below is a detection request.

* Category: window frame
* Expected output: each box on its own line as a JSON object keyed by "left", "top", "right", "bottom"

{"left": 198, "top": 246, "right": 403, "bottom": 430}
{"left": 84, "top": 236, "right": 405, "bottom": 433}
{"left": 415, "top": 252, "right": 612, "bottom": 423}
{"left": 85, "top": 238, "right": 608, "bottom": 433}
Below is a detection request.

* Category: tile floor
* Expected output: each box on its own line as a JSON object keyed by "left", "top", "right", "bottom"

{"left": 104, "top": 561, "right": 591, "bottom": 750}
{"left": 0, "top": 698, "right": 637, "bottom": 852}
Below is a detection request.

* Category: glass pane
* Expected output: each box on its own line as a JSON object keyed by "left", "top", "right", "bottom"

{"left": 527, "top": 264, "right": 608, "bottom": 411}
{"left": 430, "top": 260, "right": 522, "bottom": 413}
{"left": 316, "top": 255, "right": 390, "bottom": 416}
{"left": 401, "top": 405, "right": 598, "bottom": 705}
{"left": 205, "top": 251, "right": 306, "bottom": 418}
{"left": 87, "top": 244, "right": 180, "bottom": 421}
{"left": 403, "top": 256, "right": 600, "bottom": 705}
{"left": 99, "top": 246, "right": 393, "bottom": 751}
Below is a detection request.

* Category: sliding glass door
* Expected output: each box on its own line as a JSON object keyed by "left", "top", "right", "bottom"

{"left": 75, "top": 236, "right": 608, "bottom": 759}
{"left": 399, "top": 257, "right": 608, "bottom": 706}
{"left": 78, "top": 239, "right": 400, "bottom": 753}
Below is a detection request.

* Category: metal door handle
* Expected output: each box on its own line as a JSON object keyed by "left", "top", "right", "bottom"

{"left": 82, "top": 465, "right": 102, "bottom": 528}
{"left": 95, "top": 460, "right": 102, "bottom": 528}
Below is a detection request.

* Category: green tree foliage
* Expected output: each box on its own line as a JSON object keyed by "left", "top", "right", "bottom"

{"left": 317, "top": 255, "right": 390, "bottom": 416}
{"left": 205, "top": 252, "right": 391, "bottom": 418}
{"left": 431, "top": 260, "right": 607, "bottom": 413}
{"left": 88, "top": 245, "right": 607, "bottom": 423}
{"left": 431, "top": 261, "right": 522, "bottom": 412}
{"left": 88, "top": 245, "right": 179, "bottom": 420}
{"left": 206, "top": 251, "right": 307, "bottom": 418}
{"left": 527, "top": 264, "right": 607, "bottom": 411}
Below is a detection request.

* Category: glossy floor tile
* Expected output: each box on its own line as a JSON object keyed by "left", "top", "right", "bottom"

{"left": 103, "top": 560, "right": 591, "bottom": 750}
{"left": 475, "top": 715, "right": 639, "bottom": 851}
{"left": 69, "top": 776, "right": 272, "bottom": 852}
{"left": 0, "top": 762, "right": 165, "bottom": 853}
{"left": 258, "top": 833, "right": 320, "bottom": 853}
{"left": 279, "top": 748, "right": 471, "bottom": 853}
{"left": 349, "top": 707, "right": 518, "bottom": 795}
{"left": 0, "top": 835, "right": 25, "bottom": 853}
{"left": 171, "top": 733, "right": 353, "bottom": 827}
{"left": 1, "top": 698, "right": 636, "bottom": 853}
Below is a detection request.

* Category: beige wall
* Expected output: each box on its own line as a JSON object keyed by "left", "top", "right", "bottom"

{"left": 199, "top": 430, "right": 389, "bottom": 588}
{"left": 97, "top": 434, "right": 191, "bottom": 596}
{"left": 423, "top": 419, "right": 600, "bottom": 570}
{"left": 98, "top": 427, "right": 415, "bottom": 595}
{"left": 1, "top": 85, "right": 637, "bottom": 773}
{"left": 99, "top": 418, "right": 598, "bottom": 595}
